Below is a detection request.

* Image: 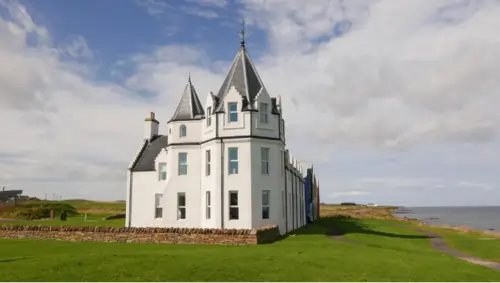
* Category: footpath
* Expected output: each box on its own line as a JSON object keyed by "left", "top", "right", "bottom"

{"left": 330, "top": 225, "right": 500, "bottom": 271}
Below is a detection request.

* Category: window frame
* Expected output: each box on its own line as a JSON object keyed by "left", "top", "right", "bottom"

{"left": 261, "top": 147, "right": 269, "bottom": 175}
{"left": 260, "top": 102, "right": 269, "bottom": 124}
{"left": 158, "top": 162, "right": 167, "bottom": 180}
{"left": 178, "top": 152, "right": 188, "bottom": 175}
{"left": 206, "top": 191, "right": 211, "bottom": 219}
{"left": 228, "top": 102, "right": 238, "bottom": 123}
{"left": 206, "top": 106, "right": 212, "bottom": 126}
{"left": 179, "top": 124, "right": 187, "bottom": 137}
{"left": 177, "top": 192, "right": 186, "bottom": 220}
{"left": 229, "top": 191, "right": 239, "bottom": 220}
{"left": 155, "top": 193, "right": 163, "bottom": 219}
{"left": 228, "top": 147, "right": 239, "bottom": 175}
{"left": 205, "top": 150, "right": 211, "bottom": 176}
{"left": 280, "top": 150, "right": 284, "bottom": 176}
{"left": 262, "top": 190, "right": 270, "bottom": 219}
{"left": 282, "top": 190, "right": 286, "bottom": 219}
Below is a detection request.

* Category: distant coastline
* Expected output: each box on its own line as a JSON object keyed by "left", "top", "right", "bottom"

{"left": 393, "top": 206, "right": 500, "bottom": 234}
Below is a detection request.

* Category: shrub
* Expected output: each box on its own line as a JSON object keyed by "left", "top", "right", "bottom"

{"left": 105, "top": 213, "right": 125, "bottom": 220}
{"left": 15, "top": 202, "right": 78, "bottom": 220}
{"left": 340, "top": 202, "right": 357, "bottom": 206}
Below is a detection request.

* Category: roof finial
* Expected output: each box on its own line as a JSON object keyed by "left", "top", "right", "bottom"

{"left": 240, "top": 19, "right": 246, "bottom": 48}
{"left": 188, "top": 72, "right": 191, "bottom": 83}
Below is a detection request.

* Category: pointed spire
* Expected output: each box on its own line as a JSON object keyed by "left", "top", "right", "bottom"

{"left": 169, "top": 75, "right": 205, "bottom": 122}
{"left": 240, "top": 20, "right": 246, "bottom": 48}
{"left": 214, "top": 24, "right": 267, "bottom": 113}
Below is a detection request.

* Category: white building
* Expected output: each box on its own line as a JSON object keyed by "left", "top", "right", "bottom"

{"left": 126, "top": 39, "right": 316, "bottom": 235}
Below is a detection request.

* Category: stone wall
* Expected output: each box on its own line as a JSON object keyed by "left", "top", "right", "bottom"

{"left": 0, "top": 225, "right": 281, "bottom": 245}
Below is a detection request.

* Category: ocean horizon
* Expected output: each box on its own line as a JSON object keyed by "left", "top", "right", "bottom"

{"left": 393, "top": 206, "right": 500, "bottom": 231}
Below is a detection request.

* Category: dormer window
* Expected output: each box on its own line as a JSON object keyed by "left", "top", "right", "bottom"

{"left": 180, "top": 125, "right": 187, "bottom": 137}
{"left": 228, "top": 102, "right": 238, "bottom": 122}
{"left": 260, "top": 102, "right": 268, "bottom": 123}
{"left": 206, "top": 106, "right": 212, "bottom": 126}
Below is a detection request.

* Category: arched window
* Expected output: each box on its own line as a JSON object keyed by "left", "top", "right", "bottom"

{"left": 179, "top": 125, "right": 187, "bottom": 137}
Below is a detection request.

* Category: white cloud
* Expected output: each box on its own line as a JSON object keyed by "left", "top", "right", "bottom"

{"left": 1, "top": 0, "right": 500, "bottom": 205}
{"left": 186, "top": 0, "right": 228, "bottom": 8}
{"left": 135, "top": 0, "right": 170, "bottom": 16}
{"left": 329, "top": 191, "right": 372, "bottom": 199}
{"left": 180, "top": 6, "right": 219, "bottom": 19}
{"left": 136, "top": 0, "right": 223, "bottom": 19}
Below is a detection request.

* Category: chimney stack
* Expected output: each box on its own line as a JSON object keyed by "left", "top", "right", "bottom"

{"left": 144, "top": 111, "right": 159, "bottom": 141}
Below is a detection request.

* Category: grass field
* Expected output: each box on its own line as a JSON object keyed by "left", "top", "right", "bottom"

{"left": 1, "top": 217, "right": 500, "bottom": 281}
{"left": 427, "top": 226, "right": 500, "bottom": 263}
{"left": 0, "top": 202, "right": 499, "bottom": 281}
{"left": 63, "top": 199, "right": 125, "bottom": 214}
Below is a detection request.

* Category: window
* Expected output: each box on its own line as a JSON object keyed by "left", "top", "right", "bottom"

{"left": 204, "top": 150, "right": 211, "bottom": 176}
{"left": 262, "top": 190, "right": 270, "bottom": 219}
{"left": 155, "top": 193, "right": 163, "bottom": 218}
{"left": 158, "top": 162, "right": 167, "bottom": 180}
{"left": 206, "top": 191, "right": 211, "bottom": 219}
{"left": 228, "top": 102, "right": 238, "bottom": 122}
{"left": 229, "top": 191, "right": 239, "bottom": 220}
{"left": 280, "top": 151, "right": 284, "bottom": 176}
{"left": 282, "top": 190, "right": 285, "bottom": 218}
{"left": 180, "top": 125, "right": 187, "bottom": 137}
{"left": 260, "top": 102, "right": 268, "bottom": 123}
{"left": 206, "top": 107, "right": 212, "bottom": 126}
{"left": 177, "top": 193, "right": 186, "bottom": 220}
{"left": 261, "top": 147, "right": 269, "bottom": 175}
{"left": 178, "top": 152, "right": 188, "bottom": 175}
{"left": 228, "top": 147, "right": 239, "bottom": 175}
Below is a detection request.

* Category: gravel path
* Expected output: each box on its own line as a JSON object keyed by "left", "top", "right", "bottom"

{"left": 415, "top": 229, "right": 500, "bottom": 271}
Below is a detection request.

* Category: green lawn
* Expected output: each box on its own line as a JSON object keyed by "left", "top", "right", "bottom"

{"left": 428, "top": 227, "right": 500, "bottom": 262}
{"left": 1, "top": 217, "right": 499, "bottom": 281}
{"left": 0, "top": 214, "right": 124, "bottom": 227}
{"left": 64, "top": 200, "right": 125, "bottom": 211}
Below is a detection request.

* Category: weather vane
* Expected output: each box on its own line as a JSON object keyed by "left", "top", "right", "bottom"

{"left": 240, "top": 20, "right": 246, "bottom": 47}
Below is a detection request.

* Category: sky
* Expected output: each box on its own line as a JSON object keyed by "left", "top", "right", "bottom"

{"left": 1, "top": 0, "right": 500, "bottom": 206}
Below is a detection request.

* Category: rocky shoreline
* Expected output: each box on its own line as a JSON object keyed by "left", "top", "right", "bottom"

{"left": 395, "top": 215, "right": 500, "bottom": 237}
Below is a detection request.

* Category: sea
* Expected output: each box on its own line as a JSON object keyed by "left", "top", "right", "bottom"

{"left": 393, "top": 206, "right": 500, "bottom": 231}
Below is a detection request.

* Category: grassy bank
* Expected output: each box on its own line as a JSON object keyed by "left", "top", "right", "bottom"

{"left": 0, "top": 200, "right": 125, "bottom": 226}
{"left": 1, "top": 216, "right": 500, "bottom": 281}
{"left": 321, "top": 205, "right": 500, "bottom": 263}
{"left": 1, "top": 202, "right": 499, "bottom": 281}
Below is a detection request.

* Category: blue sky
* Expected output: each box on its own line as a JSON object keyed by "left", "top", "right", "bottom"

{"left": 1, "top": 0, "right": 500, "bottom": 206}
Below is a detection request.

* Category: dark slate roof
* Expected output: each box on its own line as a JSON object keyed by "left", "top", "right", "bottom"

{"left": 130, "top": 135, "right": 168, "bottom": 172}
{"left": 170, "top": 78, "right": 205, "bottom": 122}
{"left": 0, "top": 190, "right": 22, "bottom": 197}
{"left": 214, "top": 46, "right": 266, "bottom": 112}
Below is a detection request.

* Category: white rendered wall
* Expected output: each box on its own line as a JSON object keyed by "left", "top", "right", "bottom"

{"left": 221, "top": 139, "right": 252, "bottom": 229}
{"left": 167, "top": 120, "right": 202, "bottom": 144}
{"left": 200, "top": 140, "right": 222, "bottom": 228}
{"left": 129, "top": 90, "right": 309, "bottom": 234}
{"left": 160, "top": 144, "right": 202, "bottom": 228}
{"left": 129, "top": 171, "right": 164, "bottom": 227}
{"left": 250, "top": 139, "right": 286, "bottom": 234}
{"left": 217, "top": 87, "right": 251, "bottom": 138}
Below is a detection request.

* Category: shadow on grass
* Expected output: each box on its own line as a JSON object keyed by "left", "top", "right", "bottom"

{"left": 0, "top": 256, "right": 35, "bottom": 263}
{"left": 293, "top": 216, "right": 430, "bottom": 240}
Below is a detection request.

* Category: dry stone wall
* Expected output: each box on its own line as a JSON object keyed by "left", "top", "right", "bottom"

{"left": 0, "top": 225, "right": 281, "bottom": 245}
